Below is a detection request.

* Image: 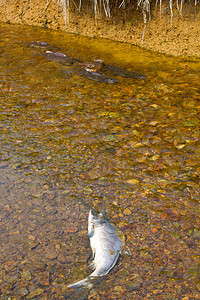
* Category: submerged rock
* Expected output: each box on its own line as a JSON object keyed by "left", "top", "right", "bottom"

{"left": 21, "top": 270, "right": 32, "bottom": 281}
{"left": 126, "top": 273, "right": 143, "bottom": 291}
{"left": 27, "top": 288, "right": 44, "bottom": 299}
{"left": 16, "top": 287, "right": 29, "bottom": 297}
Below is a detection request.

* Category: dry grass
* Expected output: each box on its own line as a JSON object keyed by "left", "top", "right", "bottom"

{"left": 56, "top": 0, "right": 199, "bottom": 26}
{"left": 3, "top": 0, "right": 199, "bottom": 26}
{"left": 55, "top": 0, "right": 199, "bottom": 46}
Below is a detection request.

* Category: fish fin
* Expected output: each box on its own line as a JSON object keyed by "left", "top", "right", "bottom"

{"left": 88, "top": 225, "right": 95, "bottom": 238}
{"left": 67, "top": 275, "right": 100, "bottom": 289}
{"left": 67, "top": 277, "right": 92, "bottom": 289}
{"left": 88, "top": 260, "right": 96, "bottom": 270}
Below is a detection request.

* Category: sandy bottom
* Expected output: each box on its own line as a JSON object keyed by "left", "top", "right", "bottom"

{"left": 0, "top": 0, "right": 200, "bottom": 57}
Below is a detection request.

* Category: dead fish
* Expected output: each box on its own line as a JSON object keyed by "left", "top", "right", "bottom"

{"left": 25, "top": 41, "right": 62, "bottom": 52}
{"left": 67, "top": 210, "right": 122, "bottom": 289}
{"left": 44, "top": 50, "right": 81, "bottom": 65}
{"left": 27, "top": 41, "right": 50, "bottom": 48}
{"left": 46, "top": 50, "right": 67, "bottom": 57}
{"left": 81, "top": 70, "right": 117, "bottom": 83}
{"left": 77, "top": 59, "right": 103, "bottom": 72}
{"left": 104, "top": 63, "right": 147, "bottom": 79}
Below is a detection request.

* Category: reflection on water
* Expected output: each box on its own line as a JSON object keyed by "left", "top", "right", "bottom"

{"left": 0, "top": 22, "right": 199, "bottom": 299}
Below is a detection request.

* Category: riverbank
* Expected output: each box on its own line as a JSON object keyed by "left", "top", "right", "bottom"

{"left": 0, "top": 0, "right": 199, "bottom": 57}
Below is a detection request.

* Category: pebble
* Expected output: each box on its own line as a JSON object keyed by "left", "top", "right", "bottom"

{"left": 0, "top": 161, "right": 9, "bottom": 168}
{"left": 27, "top": 288, "right": 44, "bottom": 299}
{"left": 126, "top": 273, "right": 143, "bottom": 291}
{"left": 44, "top": 249, "right": 58, "bottom": 260}
{"left": 150, "top": 154, "right": 159, "bottom": 161}
{"left": 123, "top": 208, "right": 132, "bottom": 216}
{"left": 129, "top": 141, "right": 143, "bottom": 148}
{"left": 196, "top": 283, "right": 200, "bottom": 292}
{"left": 21, "top": 270, "right": 32, "bottom": 281}
{"left": 112, "top": 200, "right": 119, "bottom": 206}
{"left": 193, "top": 229, "right": 200, "bottom": 239}
{"left": 126, "top": 179, "right": 139, "bottom": 185}
{"left": 149, "top": 120, "right": 159, "bottom": 126}
{"left": 113, "top": 285, "right": 123, "bottom": 292}
{"left": 17, "top": 287, "right": 29, "bottom": 297}
{"left": 38, "top": 271, "right": 49, "bottom": 285}
{"left": 83, "top": 186, "right": 93, "bottom": 195}
{"left": 65, "top": 225, "right": 79, "bottom": 233}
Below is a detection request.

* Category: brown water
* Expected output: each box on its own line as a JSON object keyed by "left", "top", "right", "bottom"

{"left": 0, "top": 22, "right": 199, "bottom": 299}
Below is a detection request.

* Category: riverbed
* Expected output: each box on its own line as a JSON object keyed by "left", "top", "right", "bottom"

{"left": 0, "top": 22, "right": 199, "bottom": 299}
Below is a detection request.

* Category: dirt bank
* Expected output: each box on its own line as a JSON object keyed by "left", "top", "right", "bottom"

{"left": 0, "top": 0, "right": 199, "bottom": 57}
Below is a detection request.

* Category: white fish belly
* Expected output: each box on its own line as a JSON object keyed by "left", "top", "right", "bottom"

{"left": 90, "top": 225, "right": 122, "bottom": 276}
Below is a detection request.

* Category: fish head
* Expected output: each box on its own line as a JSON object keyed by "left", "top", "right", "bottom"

{"left": 89, "top": 210, "right": 107, "bottom": 227}
{"left": 88, "top": 210, "right": 107, "bottom": 238}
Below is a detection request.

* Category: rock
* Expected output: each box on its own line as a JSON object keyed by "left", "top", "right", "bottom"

{"left": 126, "top": 273, "right": 143, "bottom": 291}
{"left": 123, "top": 208, "right": 132, "bottom": 216}
{"left": 34, "top": 262, "right": 47, "bottom": 271}
{"left": 114, "top": 285, "right": 123, "bottom": 292}
{"left": 17, "top": 287, "right": 29, "bottom": 297}
{"left": 150, "top": 154, "right": 159, "bottom": 161}
{"left": 196, "top": 283, "right": 200, "bottom": 292}
{"left": 126, "top": 178, "right": 139, "bottom": 185}
{"left": 129, "top": 141, "right": 142, "bottom": 148}
{"left": 27, "top": 288, "right": 44, "bottom": 299}
{"left": 83, "top": 186, "right": 93, "bottom": 195}
{"left": 44, "top": 248, "right": 58, "bottom": 260}
{"left": 21, "top": 270, "right": 32, "bottom": 281}
{"left": 155, "top": 83, "right": 173, "bottom": 93}
{"left": 57, "top": 253, "right": 69, "bottom": 264}
{"left": 149, "top": 121, "right": 159, "bottom": 126}
{"left": 193, "top": 228, "right": 200, "bottom": 239}
{"left": 38, "top": 271, "right": 49, "bottom": 286}
{"left": 65, "top": 224, "right": 79, "bottom": 233}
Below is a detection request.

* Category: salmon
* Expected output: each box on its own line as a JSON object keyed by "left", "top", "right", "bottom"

{"left": 68, "top": 210, "right": 122, "bottom": 288}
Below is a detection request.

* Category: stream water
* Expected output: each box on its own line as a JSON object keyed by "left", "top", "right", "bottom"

{"left": 0, "top": 22, "right": 199, "bottom": 299}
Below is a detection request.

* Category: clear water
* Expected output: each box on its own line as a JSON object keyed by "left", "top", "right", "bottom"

{"left": 0, "top": 22, "right": 199, "bottom": 299}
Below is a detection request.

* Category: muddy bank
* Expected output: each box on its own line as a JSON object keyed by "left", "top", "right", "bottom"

{"left": 0, "top": 1, "right": 199, "bottom": 57}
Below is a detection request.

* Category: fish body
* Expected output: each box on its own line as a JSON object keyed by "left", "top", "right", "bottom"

{"left": 27, "top": 41, "right": 50, "bottom": 48}
{"left": 77, "top": 59, "right": 103, "bottom": 72}
{"left": 81, "top": 70, "right": 117, "bottom": 83}
{"left": 104, "top": 63, "right": 147, "bottom": 79}
{"left": 68, "top": 210, "right": 122, "bottom": 288}
{"left": 44, "top": 50, "right": 81, "bottom": 65}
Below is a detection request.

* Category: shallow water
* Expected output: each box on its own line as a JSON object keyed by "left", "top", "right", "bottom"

{"left": 0, "top": 22, "right": 199, "bottom": 299}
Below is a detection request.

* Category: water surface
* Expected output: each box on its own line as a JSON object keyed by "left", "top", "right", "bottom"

{"left": 0, "top": 22, "right": 199, "bottom": 299}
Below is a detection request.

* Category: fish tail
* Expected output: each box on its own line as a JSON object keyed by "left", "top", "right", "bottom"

{"left": 67, "top": 276, "right": 93, "bottom": 289}
{"left": 67, "top": 274, "right": 102, "bottom": 289}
